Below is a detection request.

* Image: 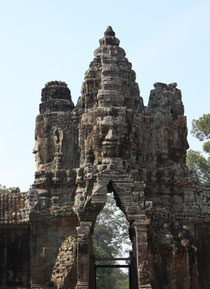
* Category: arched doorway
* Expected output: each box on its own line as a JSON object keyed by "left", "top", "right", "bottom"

{"left": 75, "top": 176, "right": 151, "bottom": 289}
{"left": 92, "top": 192, "right": 134, "bottom": 289}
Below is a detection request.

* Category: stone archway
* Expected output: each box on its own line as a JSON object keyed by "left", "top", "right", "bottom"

{"left": 91, "top": 187, "right": 137, "bottom": 289}
{"left": 74, "top": 167, "right": 152, "bottom": 289}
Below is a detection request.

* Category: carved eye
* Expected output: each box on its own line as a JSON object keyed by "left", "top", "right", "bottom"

{"left": 100, "top": 126, "right": 109, "bottom": 136}
{"left": 86, "top": 125, "right": 92, "bottom": 134}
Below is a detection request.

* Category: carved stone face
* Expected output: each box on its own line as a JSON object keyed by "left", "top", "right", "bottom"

{"left": 101, "top": 126, "right": 120, "bottom": 157}
{"left": 82, "top": 108, "right": 130, "bottom": 163}
{"left": 33, "top": 135, "right": 55, "bottom": 170}
{"left": 33, "top": 115, "right": 64, "bottom": 170}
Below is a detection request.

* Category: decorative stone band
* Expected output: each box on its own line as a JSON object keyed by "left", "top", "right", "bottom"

{"left": 31, "top": 285, "right": 52, "bottom": 289}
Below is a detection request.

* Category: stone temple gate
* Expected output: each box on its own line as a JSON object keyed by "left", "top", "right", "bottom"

{"left": 0, "top": 26, "right": 210, "bottom": 289}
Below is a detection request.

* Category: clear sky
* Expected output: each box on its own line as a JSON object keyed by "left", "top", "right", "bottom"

{"left": 0, "top": 0, "right": 209, "bottom": 191}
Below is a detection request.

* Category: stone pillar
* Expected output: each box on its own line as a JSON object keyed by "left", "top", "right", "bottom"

{"left": 76, "top": 222, "right": 92, "bottom": 289}
{"left": 171, "top": 245, "right": 177, "bottom": 289}
{"left": 185, "top": 249, "right": 190, "bottom": 289}
{"left": 135, "top": 218, "right": 152, "bottom": 289}
{"left": 3, "top": 230, "right": 7, "bottom": 288}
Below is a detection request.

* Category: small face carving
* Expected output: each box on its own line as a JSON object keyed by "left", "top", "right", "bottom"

{"left": 33, "top": 139, "right": 41, "bottom": 168}
{"left": 33, "top": 125, "right": 63, "bottom": 170}
{"left": 33, "top": 136, "right": 54, "bottom": 169}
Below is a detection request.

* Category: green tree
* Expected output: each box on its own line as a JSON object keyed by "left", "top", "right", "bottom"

{"left": 93, "top": 194, "right": 131, "bottom": 289}
{"left": 186, "top": 150, "right": 210, "bottom": 184}
{"left": 191, "top": 113, "right": 210, "bottom": 153}
{"left": 0, "top": 184, "right": 11, "bottom": 193}
{"left": 186, "top": 113, "right": 210, "bottom": 185}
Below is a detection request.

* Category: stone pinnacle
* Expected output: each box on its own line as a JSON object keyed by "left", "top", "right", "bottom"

{"left": 104, "top": 26, "right": 115, "bottom": 37}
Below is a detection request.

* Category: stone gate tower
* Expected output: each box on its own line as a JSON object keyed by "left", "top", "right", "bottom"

{"left": 0, "top": 26, "right": 210, "bottom": 289}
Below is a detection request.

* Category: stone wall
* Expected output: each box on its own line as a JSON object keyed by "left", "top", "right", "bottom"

{"left": 0, "top": 225, "right": 30, "bottom": 288}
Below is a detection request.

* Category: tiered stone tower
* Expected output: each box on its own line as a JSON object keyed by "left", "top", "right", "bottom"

{"left": 0, "top": 26, "right": 210, "bottom": 289}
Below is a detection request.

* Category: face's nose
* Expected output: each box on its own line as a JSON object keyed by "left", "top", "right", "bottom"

{"left": 104, "top": 128, "right": 118, "bottom": 142}
{"left": 33, "top": 141, "right": 38, "bottom": 154}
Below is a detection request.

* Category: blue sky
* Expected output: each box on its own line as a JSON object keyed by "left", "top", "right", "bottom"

{"left": 0, "top": 0, "right": 209, "bottom": 191}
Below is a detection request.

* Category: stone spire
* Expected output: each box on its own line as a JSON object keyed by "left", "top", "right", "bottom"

{"left": 104, "top": 26, "right": 115, "bottom": 36}
{"left": 99, "top": 26, "right": 120, "bottom": 46}
{"left": 78, "top": 26, "right": 144, "bottom": 111}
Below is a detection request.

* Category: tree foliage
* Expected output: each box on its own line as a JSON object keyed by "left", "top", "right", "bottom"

{"left": 94, "top": 194, "right": 131, "bottom": 257}
{"left": 191, "top": 113, "right": 210, "bottom": 153}
{"left": 93, "top": 194, "right": 131, "bottom": 289}
{"left": 186, "top": 150, "right": 210, "bottom": 185}
{"left": 203, "top": 141, "right": 210, "bottom": 154}
{"left": 187, "top": 113, "right": 210, "bottom": 185}
{"left": 0, "top": 184, "right": 11, "bottom": 193}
